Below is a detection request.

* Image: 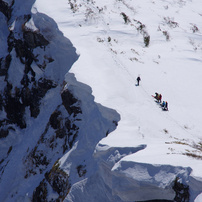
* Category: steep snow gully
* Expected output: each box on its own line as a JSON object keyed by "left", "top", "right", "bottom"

{"left": 1, "top": 0, "right": 202, "bottom": 201}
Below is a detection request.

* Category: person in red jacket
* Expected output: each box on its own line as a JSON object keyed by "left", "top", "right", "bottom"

{"left": 158, "top": 94, "right": 162, "bottom": 103}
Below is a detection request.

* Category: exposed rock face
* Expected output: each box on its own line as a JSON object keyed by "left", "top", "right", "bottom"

{"left": 0, "top": 2, "right": 120, "bottom": 201}
{"left": 0, "top": 1, "right": 69, "bottom": 130}
{"left": 61, "top": 89, "right": 82, "bottom": 116}
{"left": 32, "top": 161, "right": 70, "bottom": 202}
{"left": 29, "top": 77, "right": 120, "bottom": 201}
{"left": 0, "top": 0, "right": 86, "bottom": 200}
{"left": 23, "top": 88, "right": 82, "bottom": 179}
{"left": 173, "top": 177, "right": 189, "bottom": 202}
{"left": 23, "top": 30, "right": 49, "bottom": 49}
{"left": 0, "top": 5, "right": 55, "bottom": 129}
{"left": 0, "top": 0, "right": 13, "bottom": 20}
{"left": 45, "top": 163, "right": 70, "bottom": 199}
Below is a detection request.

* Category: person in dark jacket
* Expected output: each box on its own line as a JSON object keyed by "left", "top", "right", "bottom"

{"left": 136, "top": 76, "right": 141, "bottom": 86}
{"left": 162, "top": 101, "right": 168, "bottom": 111}
{"left": 154, "top": 92, "right": 158, "bottom": 99}
{"left": 164, "top": 101, "right": 168, "bottom": 110}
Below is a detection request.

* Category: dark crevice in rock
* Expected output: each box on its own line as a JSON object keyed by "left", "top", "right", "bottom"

{"left": 61, "top": 89, "right": 82, "bottom": 116}
{"left": 24, "top": 92, "right": 81, "bottom": 178}
{"left": 2, "top": 78, "right": 56, "bottom": 128}
{"left": 0, "top": 129, "right": 9, "bottom": 138}
{"left": 0, "top": 0, "right": 14, "bottom": 20}
{"left": 173, "top": 177, "right": 189, "bottom": 202}
{"left": 28, "top": 78, "right": 57, "bottom": 118}
{"left": 32, "top": 161, "right": 70, "bottom": 202}
{"left": 3, "top": 83, "right": 26, "bottom": 129}
{"left": 23, "top": 30, "right": 49, "bottom": 49}
{"left": 49, "top": 110, "right": 62, "bottom": 130}
{"left": 45, "top": 162, "right": 70, "bottom": 199}
{"left": 77, "top": 164, "right": 87, "bottom": 177}
{"left": 0, "top": 94, "right": 3, "bottom": 111}
{"left": 32, "top": 179, "right": 48, "bottom": 202}
{"left": 0, "top": 54, "right": 12, "bottom": 77}
{"left": 0, "top": 123, "right": 15, "bottom": 139}
{"left": 24, "top": 146, "right": 50, "bottom": 178}
{"left": 1, "top": 12, "right": 52, "bottom": 129}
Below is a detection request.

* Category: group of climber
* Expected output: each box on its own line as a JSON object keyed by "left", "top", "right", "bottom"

{"left": 153, "top": 92, "right": 168, "bottom": 111}
{"left": 136, "top": 76, "right": 168, "bottom": 111}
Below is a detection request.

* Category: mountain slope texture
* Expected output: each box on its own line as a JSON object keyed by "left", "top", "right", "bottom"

{"left": 0, "top": 0, "right": 202, "bottom": 201}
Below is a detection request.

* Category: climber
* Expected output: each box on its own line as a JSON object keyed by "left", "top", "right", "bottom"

{"left": 163, "top": 101, "right": 168, "bottom": 111}
{"left": 136, "top": 76, "right": 141, "bottom": 86}
{"left": 161, "top": 101, "right": 165, "bottom": 108}
{"left": 153, "top": 92, "right": 159, "bottom": 100}
{"left": 158, "top": 94, "right": 162, "bottom": 103}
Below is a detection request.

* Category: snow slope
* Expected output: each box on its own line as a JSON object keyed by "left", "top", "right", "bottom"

{"left": 33, "top": 0, "right": 202, "bottom": 201}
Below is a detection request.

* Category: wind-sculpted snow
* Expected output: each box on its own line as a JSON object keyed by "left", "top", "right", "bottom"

{"left": 111, "top": 160, "right": 191, "bottom": 201}
{"left": 95, "top": 143, "right": 147, "bottom": 166}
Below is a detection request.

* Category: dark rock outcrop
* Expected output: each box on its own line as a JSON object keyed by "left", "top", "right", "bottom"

{"left": 0, "top": 0, "right": 14, "bottom": 20}
{"left": 32, "top": 179, "right": 48, "bottom": 202}
{"left": 24, "top": 88, "right": 82, "bottom": 179}
{"left": 61, "top": 89, "right": 82, "bottom": 116}
{"left": 0, "top": 8, "right": 54, "bottom": 129}
{"left": 173, "top": 177, "right": 189, "bottom": 202}
{"left": 32, "top": 162, "right": 71, "bottom": 202}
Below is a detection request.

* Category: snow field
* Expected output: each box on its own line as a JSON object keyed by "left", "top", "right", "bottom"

{"left": 34, "top": 0, "right": 202, "bottom": 200}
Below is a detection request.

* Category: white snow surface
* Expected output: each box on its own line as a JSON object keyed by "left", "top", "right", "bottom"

{"left": 33, "top": 0, "right": 202, "bottom": 201}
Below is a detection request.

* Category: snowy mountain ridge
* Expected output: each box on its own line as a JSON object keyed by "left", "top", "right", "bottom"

{"left": 0, "top": 0, "right": 202, "bottom": 201}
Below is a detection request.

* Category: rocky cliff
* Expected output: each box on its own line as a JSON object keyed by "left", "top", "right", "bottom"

{"left": 0, "top": 0, "right": 119, "bottom": 201}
